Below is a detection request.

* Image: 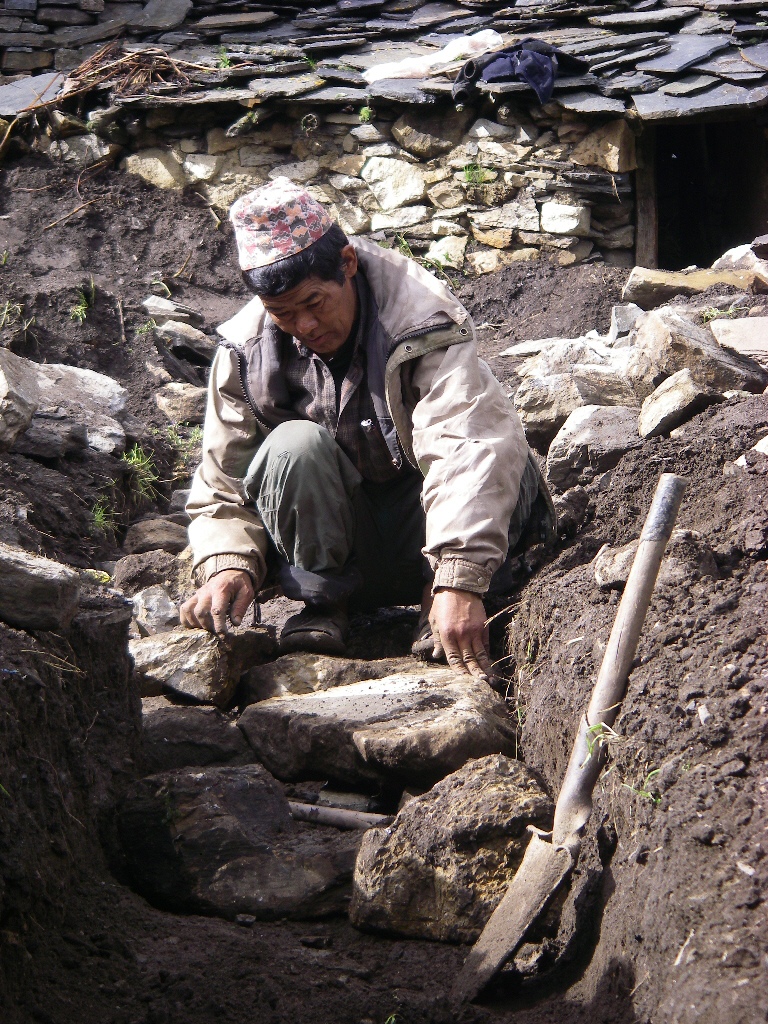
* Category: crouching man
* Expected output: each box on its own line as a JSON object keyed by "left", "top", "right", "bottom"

{"left": 180, "top": 178, "right": 555, "bottom": 680}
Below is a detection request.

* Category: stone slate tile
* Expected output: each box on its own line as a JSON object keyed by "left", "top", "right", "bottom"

{"left": 636, "top": 33, "right": 731, "bottom": 73}
{"left": 590, "top": 7, "right": 700, "bottom": 27}
{"left": 659, "top": 73, "right": 719, "bottom": 95}
{"left": 300, "top": 85, "right": 370, "bottom": 103}
{"left": 557, "top": 89, "right": 626, "bottom": 113}
{"left": 367, "top": 77, "right": 437, "bottom": 103}
{"left": 0, "top": 69, "right": 63, "bottom": 116}
{"left": 693, "top": 50, "right": 768, "bottom": 79}
{"left": 632, "top": 80, "right": 768, "bottom": 118}
{"left": 247, "top": 74, "right": 326, "bottom": 100}
{"left": 599, "top": 72, "right": 666, "bottom": 95}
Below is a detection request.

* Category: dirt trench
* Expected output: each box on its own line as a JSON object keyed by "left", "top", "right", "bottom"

{"left": 0, "top": 156, "right": 766, "bottom": 1024}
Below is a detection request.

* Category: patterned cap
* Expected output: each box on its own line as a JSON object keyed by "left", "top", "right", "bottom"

{"left": 229, "top": 178, "right": 334, "bottom": 271}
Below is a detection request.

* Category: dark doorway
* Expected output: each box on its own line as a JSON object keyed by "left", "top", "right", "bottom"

{"left": 655, "top": 119, "right": 768, "bottom": 271}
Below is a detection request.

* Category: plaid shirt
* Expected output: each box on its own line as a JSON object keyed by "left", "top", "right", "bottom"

{"left": 283, "top": 274, "right": 405, "bottom": 484}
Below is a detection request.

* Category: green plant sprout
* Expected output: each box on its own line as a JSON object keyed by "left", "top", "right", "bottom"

{"left": 121, "top": 444, "right": 159, "bottom": 504}
{"left": 69, "top": 276, "right": 95, "bottom": 324}
{"left": 580, "top": 721, "right": 622, "bottom": 767}
{"left": 216, "top": 45, "right": 231, "bottom": 68}
{"left": 463, "top": 163, "right": 493, "bottom": 184}
{"left": 0, "top": 250, "right": 8, "bottom": 266}
{"left": 135, "top": 317, "right": 157, "bottom": 335}
{"left": 0, "top": 299, "right": 22, "bottom": 329}
{"left": 701, "top": 303, "right": 749, "bottom": 323}
{"left": 90, "top": 496, "right": 120, "bottom": 539}
{"left": 622, "top": 768, "right": 661, "bottom": 805}
{"left": 358, "top": 105, "right": 371, "bottom": 123}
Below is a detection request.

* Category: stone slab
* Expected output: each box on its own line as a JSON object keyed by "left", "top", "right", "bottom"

{"left": 635, "top": 34, "right": 731, "bottom": 73}
{"left": 710, "top": 317, "right": 768, "bottom": 359}
{"left": 638, "top": 367, "right": 724, "bottom": 438}
{"left": 0, "top": 541, "right": 80, "bottom": 632}
{"left": 141, "top": 700, "right": 254, "bottom": 773}
{"left": 248, "top": 74, "right": 325, "bottom": 100}
{"left": 556, "top": 90, "right": 626, "bottom": 114}
{"left": 367, "top": 78, "right": 436, "bottom": 104}
{"left": 622, "top": 266, "right": 757, "bottom": 308}
{"left": 633, "top": 81, "right": 768, "bottom": 119}
{"left": 590, "top": 8, "right": 699, "bottom": 26}
{"left": 194, "top": 12, "right": 279, "bottom": 30}
{"left": 128, "top": 0, "right": 191, "bottom": 31}
{"left": 0, "top": 70, "right": 64, "bottom": 116}
{"left": 237, "top": 669, "right": 518, "bottom": 789}
{"left": 660, "top": 74, "right": 719, "bottom": 95}
{"left": 119, "top": 765, "right": 360, "bottom": 920}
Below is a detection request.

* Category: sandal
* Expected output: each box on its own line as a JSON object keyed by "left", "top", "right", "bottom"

{"left": 279, "top": 604, "right": 349, "bottom": 657}
{"left": 411, "top": 609, "right": 445, "bottom": 663}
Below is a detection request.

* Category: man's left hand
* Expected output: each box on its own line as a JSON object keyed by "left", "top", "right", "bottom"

{"left": 429, "top": 588, "right": 491, "bottom": 681}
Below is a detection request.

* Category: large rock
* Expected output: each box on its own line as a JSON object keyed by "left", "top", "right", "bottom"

{"left": 49, "top": 133, "right": 121, "bottom": 166}
{"left": 349, "top": 755, "right": 553, "bottom": 943}
{"left": 118, "top": 765, "right": 360, "bottom": 919}
{"left": 0, "top": 349, "right": 38, "bottom": 450}
{"left": 638, "top": 368, "right": 724, "bottom": 438}
{"left": 514, "top": 368, "right": 640, "bottom": 449}
{"left": 124, "top": 519, "right": 189, "bottom": 555}
{"left": 571, "top": 119, "right": 637, "bottom": 173}
{"left": 154, "top": 383, "right": 207, "bottom": 425}
{"left": 360, "top": 157, "right": 426, "bottom": 211}
{"left": 626, "top": 308, "right": 768, "bottom": 399}
{"left": 546, "top": 405, "right": 643, "bottom": 489}
{"left": 0, "top": 542, "right": 80, "bottom": 632}
{"left": 710, "top": 317, "right": 768, "bottom": 360}
{"left": 123, "top": 149, "right": 185, "bottom": 190}
{"left": 469, "top": 191, "right": 540, "bottom": 236}
{"left": 129, "top": 626, "right": 274, "bottom": 706}
{"left": 141, "top": 698, "right": 253, "bottom": 773}
{"left": 237, "top": 669, "right": 518, "bottom": 789}
{"left": 0, "top": 348, "right": 128, "bottom": 454}
{"left": 241, "top": 652, "right": 412, "bottom": 707}
{"left": 622, "top": 266, "right": 757, "bottom": 310}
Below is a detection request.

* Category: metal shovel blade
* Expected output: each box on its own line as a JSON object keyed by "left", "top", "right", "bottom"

{"left": 450, "top": 831, "right": 576, "bottom": 1007}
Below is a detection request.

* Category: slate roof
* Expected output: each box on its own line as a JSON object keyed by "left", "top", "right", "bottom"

{"left": 1, "top": 0, "right": 768, "bottom": 119}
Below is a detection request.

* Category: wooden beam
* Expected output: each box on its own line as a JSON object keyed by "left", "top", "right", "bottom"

{"left": 635, "top": 125, "right": 658, "bottom": 269}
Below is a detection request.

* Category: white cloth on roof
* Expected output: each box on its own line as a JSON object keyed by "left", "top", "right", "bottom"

{"left": 363, "top": 30, "right": 504, "bottom": 83}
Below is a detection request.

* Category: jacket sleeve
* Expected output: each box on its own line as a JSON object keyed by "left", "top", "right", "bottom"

{"left": 408, "top": 339, "right": 530, "bottom": 594}
{"left": 186, "top": 346, "right": 270, "bottom": 588}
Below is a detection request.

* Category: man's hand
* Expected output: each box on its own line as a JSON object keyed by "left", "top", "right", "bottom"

{"left": 429, "top": 587, "right": 491, "bottom": 681}
{"left": 179, "top": 569, "right": 254, "bottom": 634}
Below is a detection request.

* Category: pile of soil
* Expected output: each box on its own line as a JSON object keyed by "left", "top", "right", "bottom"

{"left": 2, "top": 155, "right": 764, "bottom": 1024}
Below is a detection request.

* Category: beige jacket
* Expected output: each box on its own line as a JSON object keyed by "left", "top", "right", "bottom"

{"left": 187, "top": 238, "right": 531, "bottom": 595}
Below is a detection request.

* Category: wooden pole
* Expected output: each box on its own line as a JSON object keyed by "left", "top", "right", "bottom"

{"left": 635, "top": 125, "right": 658, "bottom": 269}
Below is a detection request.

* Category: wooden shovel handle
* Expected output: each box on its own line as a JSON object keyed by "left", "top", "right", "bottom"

{"left": 552, "top": 473, "right": 686, "bottom": 845}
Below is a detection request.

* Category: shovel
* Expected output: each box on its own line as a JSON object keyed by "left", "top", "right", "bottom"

{"left": 451, "top": 472, "right": 687, "bottom": 1006}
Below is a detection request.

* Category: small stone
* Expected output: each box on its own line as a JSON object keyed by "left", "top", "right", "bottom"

{"left": 594, "top": 529, "right": 719, "bottom": 589}
{"left": 638, "top": 368, "right": 724, "bottom": 438}
{"left": 369, "top": 206, "right": 428, "bottom": 232}
{"left": 132, "top": 585, "right": 179, "bottom": 635}
{"left": 207, "top": 127, "right": 241, "bottom": 155}
{"left": 142, "top": 295, "right": 203, "bottom": 327}
{"left": 0, "top": 541, "right": 79, "bottom": 632}
{"left": 698, "top": 703, "right": 712, "bottom": 725}
{"left": 425, "top": 235, "right": 467, "bottom": 268}
{"left": 349, "top": 754, "right": 553, "bottom": 942}
{"left": 608, "top": 303, "right": 643, "bottom": 343}
{"left": 182, "top": 153, "right": 221, "bottom": 183}
{"left": 268, "top": 158, "right": 320, "bottom": 184}
{"left": 50, "top": 132, "right": 121, "bottom": 166}
{"left": 428, "top": 180, "right": 465, "bottom": 209}
{"left": 124, "top": 519, "right": 189, "bottom": 556}
{"left": 390, "top": 108, "right": 468, "bottom": 159}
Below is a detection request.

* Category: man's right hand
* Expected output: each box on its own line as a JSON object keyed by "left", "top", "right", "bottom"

{"left": 179, "top": 569, "right": 255, "bottom": 634}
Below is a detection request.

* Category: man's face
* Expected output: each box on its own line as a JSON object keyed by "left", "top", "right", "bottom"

{"left": 260, "top": 244, "right": 358, "bottom": 355}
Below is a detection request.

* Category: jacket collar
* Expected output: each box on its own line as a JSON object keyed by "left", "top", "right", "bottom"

{"left": 216, "top": 236, "right": 469, "bottom": 349}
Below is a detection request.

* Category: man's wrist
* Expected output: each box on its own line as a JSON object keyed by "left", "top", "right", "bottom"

{"left": 432, "top": 558, "right": 491, "bottom": 595}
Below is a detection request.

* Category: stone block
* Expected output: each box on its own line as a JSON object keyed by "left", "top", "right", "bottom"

{"left": 0, "top": 541, "right": 80, "bottom": 632}
{"left": 118, "top": 765, "right": 360, "bottom": 919}
{"left": 0, "top": 348, "right": 38, "bottom": 450}
{"left": 622, "top": 266, "right": 757, "bottom": 310}
{"left": 425, "top": 235, "right": 467, "bottom": 267}
{"left": 141, "top": 699, "right": 253, "bottom": 773}
{"left": 122, "top": 148, "right": 185, "bottom": 189}
{"left": 608, "top": 302, "right": 643, "bottom": 343}
{"left": 206, "top": 127, "right": 240, "bottom": 155}
{"left": 267, "top": 158, "right": 320, "bottom": 184}
{"left": 182, "top": 153, "right": 221, "bottom": 183}
{"left": 638, "top": 368, "right": 723, "bottom": 438}
{"left": 154, "top": 382, "right": 207, "bottom": 425}
{"left": 349, "top": 754, "right": 553, "bottom": 942}
{"left": 391, "top": 108, "right": 468, "bottom": 159}
{"left": 540, "top": 201, "right": 591, "bottom": 237}
{"left": 571, "top": 119, "right": 637, "bottom": 173}
{"left": 360, "top": 157, "right": 427, "bottom": 211}
{"left": 369, "top": 206, "right": 428, "bottom": 232}
{"left": 594, "top": 529, "right": 719, "bottom": 589}
{"left": 710, "top": 317, "right": 768, "bottom": 360}
{"left": 241, "top": 653, "right": 411, "bottom": 706}
{"left": 128, "top": 0, "right": 191, "bottom": 30}
{"left": 124, "top": 519, "right": 189, "bottom": 556}
{"left": 237, "top": 669, "right": 518, "bottom": 789}
{"left": 154, "top": 320, "right": 216, "bottom": 362}
{"left": 546, "top": 405, "right": 643, "bottom": 489}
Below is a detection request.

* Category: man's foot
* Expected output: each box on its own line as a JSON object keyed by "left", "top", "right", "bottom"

{"left": 279, "top": 602, "right": 349, "bottom": 656}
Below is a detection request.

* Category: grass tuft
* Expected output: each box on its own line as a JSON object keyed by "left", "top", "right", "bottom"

{"left": 121, "top": 444, "right": 160, "bottom": 505}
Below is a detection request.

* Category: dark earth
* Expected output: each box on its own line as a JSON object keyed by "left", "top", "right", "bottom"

{"left": 1, "top": 157, "right": 766, "bottom": 1024}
